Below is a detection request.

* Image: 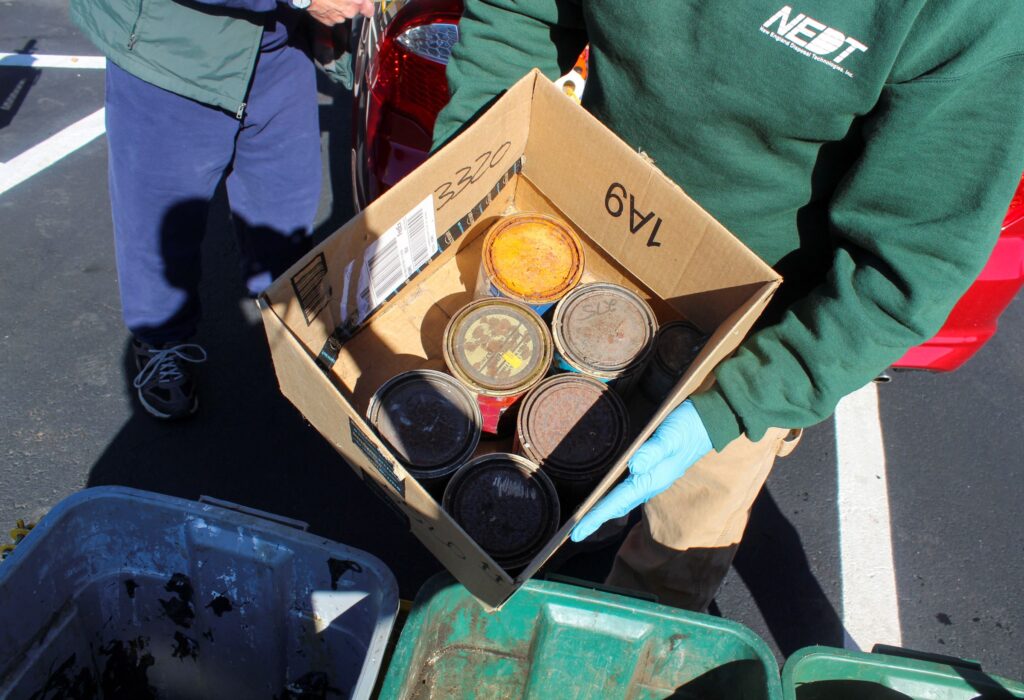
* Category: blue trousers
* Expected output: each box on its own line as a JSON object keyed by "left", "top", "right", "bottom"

{"left": 105, "top": 37, "right": 321, "bottom": 345}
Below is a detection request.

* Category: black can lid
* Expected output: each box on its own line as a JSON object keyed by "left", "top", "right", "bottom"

{"left": 367, "top": 370, "right": 482, "bottom": 478}
{"left": 443, "top": 454, "right": 559, "bottom": 570}
{"left": 518, "top": 374, "right": 628, "bottom": 481}
{"left": 653, "top": 321, "right": 707, "bottom": 376}
{"left": 554, "top": 283, "right": 657, "bottom": 374}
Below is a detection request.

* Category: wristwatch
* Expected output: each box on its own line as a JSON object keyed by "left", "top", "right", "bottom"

{"left": 291, "top": 0, "right": 311, "bottom": 9}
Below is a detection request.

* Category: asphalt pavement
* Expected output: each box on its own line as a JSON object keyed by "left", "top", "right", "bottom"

{"left": 1, "top": 1, "right": 1021, "bottom": 684}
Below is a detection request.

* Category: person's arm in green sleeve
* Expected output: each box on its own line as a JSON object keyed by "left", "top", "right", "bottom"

{"left": 692, "top": 56, "right": 1024, "bottom": 450}
{"left": 432, "top": 0, "right": 586, "bottom": 150}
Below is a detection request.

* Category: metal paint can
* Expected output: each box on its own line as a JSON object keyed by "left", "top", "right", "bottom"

{"left": 640, "top": 321, "right": 709, "bottom": 403}
{"left": 514, "top": 373, "right": 629, "bottom": 505}
{"left": 442, "top": 453, "right": 560, "bottom": 571}
{"left": 551, "top": 282, "right": 659, "bottom": 396}
{"left": 475, "top": 213, "right": 585, "bottom": 315}
{"left": 443, "top": 298, "right": 553, "bottom": 437}
{"left": 367, "top": 370, "right": 482, "bottom": 490}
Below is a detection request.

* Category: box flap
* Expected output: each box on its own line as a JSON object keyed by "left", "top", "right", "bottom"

{"left": 522, "top": 72, "right": 780, "bottom": 330}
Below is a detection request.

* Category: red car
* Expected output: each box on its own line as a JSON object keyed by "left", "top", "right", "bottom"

{"left": 350, "top": 1, "right": 1024, "bottom": 373}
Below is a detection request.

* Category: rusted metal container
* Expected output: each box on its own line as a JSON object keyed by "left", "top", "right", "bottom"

{"left": 442, "top": 453, "right": 560, "bottom": 571}
{"left": 367, "top": 370, "right": 482, "bottom": 489}
{"left": 551, "top": 282, "right": 659, "bottom": 396}
{"left": 443, "top": 298, "right": 553, "bottom": 436}
{"left": 640, "top": 321, "right": 709, "bottom": 403}
{"left": 514, "top": 374, "right": 629, "bottom": 504}
{"left": 475, "top": 212, "right": 585, "bottom": 315}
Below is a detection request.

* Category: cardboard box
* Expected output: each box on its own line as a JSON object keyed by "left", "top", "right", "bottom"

{"left": 259, "top": 70, "right": 781, "bottom": 608}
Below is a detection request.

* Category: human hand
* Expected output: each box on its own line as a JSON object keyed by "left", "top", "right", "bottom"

{"left": 306, "top": 0, "right": 373, "bottom": 25}
{"left": 570, "top": 400, "right": 713, "bottom": 542}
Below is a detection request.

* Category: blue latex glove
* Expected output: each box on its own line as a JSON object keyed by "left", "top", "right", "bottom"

{"left": 570, "top": 400, "right": 713, "bottom": 542}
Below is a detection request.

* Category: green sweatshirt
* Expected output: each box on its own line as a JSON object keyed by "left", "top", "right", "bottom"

{"left": 435, "top": 1, "right": 1024, "bottom": 449}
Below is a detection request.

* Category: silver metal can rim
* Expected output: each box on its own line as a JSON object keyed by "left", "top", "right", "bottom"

{"left": 551, "top": 282, "right": 658, "bottom": 375}
{"left": 443, "top": 297, "right": 554, "bottom": 396}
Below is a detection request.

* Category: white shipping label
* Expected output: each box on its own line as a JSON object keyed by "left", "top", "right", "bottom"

{"left": 356, "top": 194, "right": 438, "bottom": 323}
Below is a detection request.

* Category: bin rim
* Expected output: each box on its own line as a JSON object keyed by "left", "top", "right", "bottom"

{"left": 781, "top": 645, "right": 1024, "bottom": 699}
{"left": 383, "top": 571, "right": 784, "bottom": 700}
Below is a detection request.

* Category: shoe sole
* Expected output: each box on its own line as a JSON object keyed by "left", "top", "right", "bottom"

{"left": 138, "top": 391, "right": 199, "bottom": 420}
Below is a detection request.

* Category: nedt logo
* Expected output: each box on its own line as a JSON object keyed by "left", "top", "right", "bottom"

{"left": 760, "top": 5, "right": 869, "bottom": 76}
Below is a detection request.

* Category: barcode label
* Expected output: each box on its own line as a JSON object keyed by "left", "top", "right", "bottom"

{"left": 406, "top": 206, "right": 433, "bottom": 270}
{"left": 290, "top": 253, "right": 329, "bottom": 325}
{"left": 366, "top": 237, "right": 405, "bottom": 303}
{"left": 356, "top": 195, "right": 437, "bottom": 322}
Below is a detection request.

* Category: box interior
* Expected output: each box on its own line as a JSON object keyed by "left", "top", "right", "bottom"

{"left": 332, "top": 173, "right": 689, "bottom": 416}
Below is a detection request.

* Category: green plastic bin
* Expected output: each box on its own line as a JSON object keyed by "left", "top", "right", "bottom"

{"left": 379, "top": 574, "right": 782, "bottom": 699}
{"left": 782, "top": 645, "right": 1024, "bottom": 700}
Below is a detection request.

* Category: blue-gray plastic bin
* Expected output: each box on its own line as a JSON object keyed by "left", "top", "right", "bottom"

{"left": 0, "top": 487, "right": 398, "bottom": 699}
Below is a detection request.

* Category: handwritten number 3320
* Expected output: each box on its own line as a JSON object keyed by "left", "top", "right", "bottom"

{"left": 434, "top": 141, "right": 512, "bottom": 210}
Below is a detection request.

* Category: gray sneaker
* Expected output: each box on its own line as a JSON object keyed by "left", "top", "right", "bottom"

{"left": 131, "top": 339, "right": 207, "bottom": 419}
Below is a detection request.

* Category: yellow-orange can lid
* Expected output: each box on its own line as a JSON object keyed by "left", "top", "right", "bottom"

{"left": 482, "top": 213, "right": 585, "bottom": 306}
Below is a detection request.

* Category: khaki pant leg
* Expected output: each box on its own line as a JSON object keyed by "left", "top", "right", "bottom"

{"left": 606, "top": 427, "right": 801, "bottom": 611}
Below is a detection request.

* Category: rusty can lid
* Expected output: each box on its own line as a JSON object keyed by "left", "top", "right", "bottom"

{"left": 442, "top": 453, "right": 560, "bottom": 571}
{"left": 517, "top": 374, "right": 629, "bottom": 483}
{"left": 553, "top": 283, "right": 658, "bottom": 376}
{"left": 653, "top": 321, "right": 707, "bottom": 377}
{"left": 444, "top": 298, "right": 553, "bottom": 396}
{"left": 367, "top": 370, "right": 482, "bottom": 480}
{"left": 482, "top": 213, "right": 584, "bottom": 306}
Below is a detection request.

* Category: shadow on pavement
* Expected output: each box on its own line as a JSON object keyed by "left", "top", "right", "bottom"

{"left": 733, "top": 486, "right": 847, "bottom": 655}
{"left": 0, "top": 40, "right": 41, "bottom": 130}
{"left": 85, "top": 75, "right": 442, "bottom": 599}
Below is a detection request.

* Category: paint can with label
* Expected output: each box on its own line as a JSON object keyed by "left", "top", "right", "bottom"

{"left": 515, "top": 373, "right": 630, "bottom": 506}
{"left": 442, "top": 453, "right": 560, "bottom": 572}
{"left": 367, "top": 370, "right": 482, "bottom": 492}
{"left": 551, "top": 282, "right": 659, "bottom": 396}
{"left": 443, "top": 298, "right": 553, "bottom": 437}
{"left": 475, "top": 213, "right": 585, "bottom": 315}
{"left": 639, "top": 321, "right": 709, "bottom": 403}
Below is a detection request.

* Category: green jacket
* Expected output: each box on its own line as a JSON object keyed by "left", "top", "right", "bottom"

{"left": 71, "top": 0, "right": 264, "bottom": 117}
{"left": 435, "top": 1, "right": 1024, "bottom": 449}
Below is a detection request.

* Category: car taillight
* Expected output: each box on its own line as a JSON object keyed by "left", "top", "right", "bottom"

{"left": 396, "top": 23, "right": 459, "bottom": 65}
{"left": 375, "top": 21, "right": 455, "bottom": 133}
{"left": 362, "top": 3, "right": 461, "bottom": 201}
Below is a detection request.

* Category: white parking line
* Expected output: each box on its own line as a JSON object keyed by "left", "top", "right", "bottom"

{"left": 835, "top": 382, "right": 903, "bottom": 650}
{"left": 0, "top": 109, "right": 106, "bottom": 196}
{"left": 0, "top": 54, "right": 106, "bottom": 69}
